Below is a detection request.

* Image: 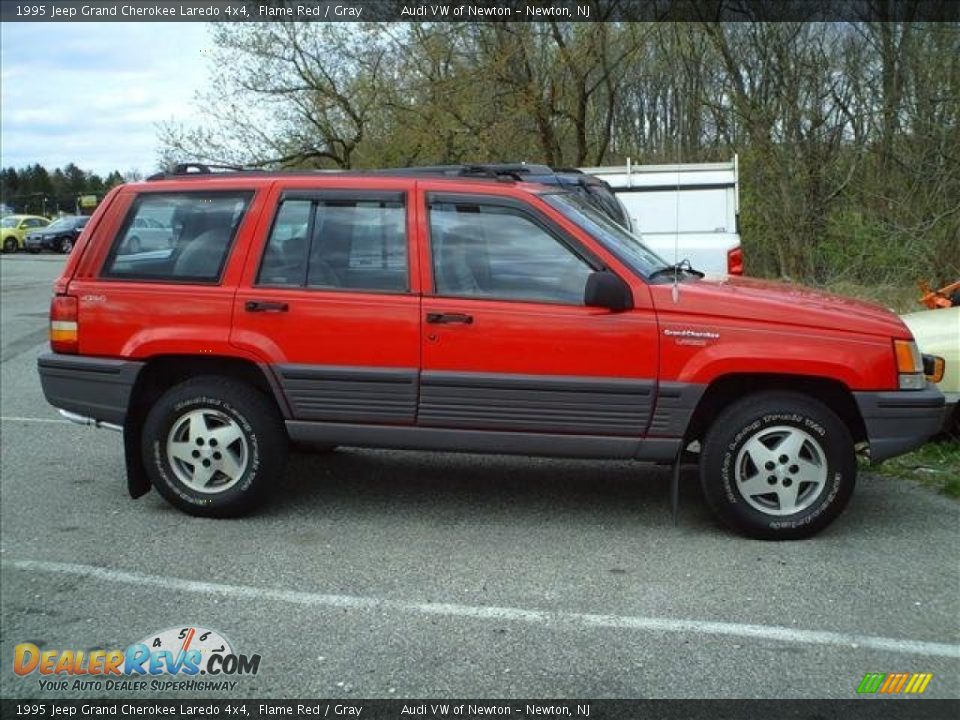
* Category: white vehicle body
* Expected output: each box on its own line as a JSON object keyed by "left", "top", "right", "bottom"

{"left": 901, "top": 306, "right": 960, "bottom": 431}
{"left": 580, "top": 157, "right": 741, "bottom": 276}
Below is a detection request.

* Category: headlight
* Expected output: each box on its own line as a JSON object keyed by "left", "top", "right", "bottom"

{"left": 894, "top": 339, "right": 925, "bottom": 390}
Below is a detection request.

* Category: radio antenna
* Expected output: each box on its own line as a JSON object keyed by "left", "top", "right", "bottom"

{"left": 672, "top": 69, "right": 683, "bottom": 304}
{"left": 670, "top": 22, "right": 683, "bottom": 527}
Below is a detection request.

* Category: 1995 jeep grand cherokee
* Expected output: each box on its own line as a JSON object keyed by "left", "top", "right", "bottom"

{"left": 37, "top": 165, "right": 945, "bottom": 539}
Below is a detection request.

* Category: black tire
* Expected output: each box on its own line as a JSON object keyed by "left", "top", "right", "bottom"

{"left": 59, "top": 237, "right": 74, "bottom": 254}
{"left": 700, "top": 391, "right": 856, "bottom": 540}
{"left": 2, "top": 237, "right": 17, "bottom": 253}
{"left": 142, "top": 376, "right": 288, "bottom": 517}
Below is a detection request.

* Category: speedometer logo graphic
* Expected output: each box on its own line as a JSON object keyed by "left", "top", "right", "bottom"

{"left": 136, "top": 626, "right": 233, "bottom": 673}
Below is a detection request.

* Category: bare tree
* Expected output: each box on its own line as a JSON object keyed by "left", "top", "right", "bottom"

{"left": 160, "top": 23, "right": 391, "bottom": 169}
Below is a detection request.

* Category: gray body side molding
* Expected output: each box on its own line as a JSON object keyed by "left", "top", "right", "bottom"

{"left": 419, "top": 370, "right": 655, "bottom": 436}
{"left": 275, "top": 364, "right": 419, "bottom": 424}
{"left": 648, "top": 381, "right": 707, "bottom": 437}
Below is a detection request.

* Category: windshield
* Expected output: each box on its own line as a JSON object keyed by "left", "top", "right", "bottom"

{"left": 1, "top": 217, "right": 19, "bottom": 228}
{"left": 543, "top": 192, "right": 668, "bottom": 278}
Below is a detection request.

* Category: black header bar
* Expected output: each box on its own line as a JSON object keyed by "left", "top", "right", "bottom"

{"left": 1, "top": 0, "right": 958, "bottom": 23}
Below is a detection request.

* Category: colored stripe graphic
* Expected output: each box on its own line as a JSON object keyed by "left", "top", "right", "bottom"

{"left": 858, "top": 672, "right": 933, "bottom": 694}
{"left": 911, "top": 673, "right": 933, "bottom": 694}
{"left": 857, "top": 673, "right": 885, "bottom": 694}
{"left": 880, "top": 672, "right": 902, "bottom": 693}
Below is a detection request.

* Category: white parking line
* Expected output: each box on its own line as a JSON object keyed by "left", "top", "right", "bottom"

{"left": 0, "top": 416, "right": 69, "bottom": 424}
{"left": 4, "top": 558, "right": 959, "bottom": 659}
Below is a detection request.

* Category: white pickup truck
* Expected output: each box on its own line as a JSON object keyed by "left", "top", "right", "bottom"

{"left": 580, "top": 157, "right": 742, "bottom": 276}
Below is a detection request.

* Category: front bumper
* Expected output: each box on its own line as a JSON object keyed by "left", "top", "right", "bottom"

{"left": 854, "top": 385, "right": 946, "bottom": 463}
{"left": 26, "top": 235, "right": 62, "bottom": 251}
{"left": 37, "top": 353, "right": 144, "bottom": 426}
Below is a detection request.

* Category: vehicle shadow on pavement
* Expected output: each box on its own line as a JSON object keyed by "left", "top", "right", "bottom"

{"left": 267, "top": 448, "right": 720, "bottom": 532}
{"left": 249, "top": 449, "right": 949, "bottom": 541}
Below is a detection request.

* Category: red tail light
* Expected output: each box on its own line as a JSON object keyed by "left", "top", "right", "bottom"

{"left": 727, "top": 246, "right": 744, "bottom": 275}
{"left": 50, "top": 295, "right": 78, "bottom": 354}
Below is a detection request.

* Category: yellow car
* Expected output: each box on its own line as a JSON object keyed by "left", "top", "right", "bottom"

{"left": 1, "top": 215, "right": 51, "bottom": 253}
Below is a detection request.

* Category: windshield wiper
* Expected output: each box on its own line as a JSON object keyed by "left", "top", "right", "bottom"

{"left": 647, "top": 258, "right": 705, "bottom": 282}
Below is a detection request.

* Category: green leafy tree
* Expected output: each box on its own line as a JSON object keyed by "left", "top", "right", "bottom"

{"left": 159, "top": 18, "right": 960, "bottom": 285}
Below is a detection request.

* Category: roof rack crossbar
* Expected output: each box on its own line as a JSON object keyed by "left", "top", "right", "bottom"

{"left": 369, "top": 163, "right": 556, "bottom": 182}
{"left": 146, "top": 163, "right": 267, "bottom": 181}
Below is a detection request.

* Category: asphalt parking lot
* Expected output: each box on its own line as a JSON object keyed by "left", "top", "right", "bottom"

{"left": 1, "top": 253, "right": 958, "bottom": 700}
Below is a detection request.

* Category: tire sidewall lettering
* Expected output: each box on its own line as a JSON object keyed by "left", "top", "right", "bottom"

{"left": 152, "top": 395, "right": 260, "bottom": 507}
{"left": 720, "top": 413, "right": 837, "bottom": 523}
{"left": 723, "top": 419, "right": 762, "bottom": 503}
{"left": 767, "top": 470, "right": 843, "bottom": 530}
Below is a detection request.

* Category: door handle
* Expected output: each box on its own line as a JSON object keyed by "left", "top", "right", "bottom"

{"left": 245, "top": 300, "right": 289, "bottom": 313}
{"left": 426, "top": 312, "right": 473, "bottom": 325}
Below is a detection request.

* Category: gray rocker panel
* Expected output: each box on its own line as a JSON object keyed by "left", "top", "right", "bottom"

{"left": 287, "top": 420, "right": 682, "bottom": 461}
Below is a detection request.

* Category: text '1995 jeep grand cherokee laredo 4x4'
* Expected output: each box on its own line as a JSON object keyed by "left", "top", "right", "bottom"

{"left": 37, "top": 164, "right": 946, "bottom": 539}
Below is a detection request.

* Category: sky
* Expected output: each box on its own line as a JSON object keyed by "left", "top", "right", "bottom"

{"left": 0, "top": 22, "right": 212, "bottom": 177}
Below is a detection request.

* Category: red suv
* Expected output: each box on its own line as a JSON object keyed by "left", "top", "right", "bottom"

{"left": 37, "top": 165, "right": 945, "bottom": 539}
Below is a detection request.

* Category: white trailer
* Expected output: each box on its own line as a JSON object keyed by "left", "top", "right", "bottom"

{"left": 580, "top": 157, "right": 742, "bottom": 276}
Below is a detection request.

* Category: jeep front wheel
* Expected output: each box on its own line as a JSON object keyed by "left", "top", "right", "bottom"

{"left": 142, "top": 376, "right": 287, "bottom": 517}
{"left": 699, "top": 391, "right": 856, "bottom": 540}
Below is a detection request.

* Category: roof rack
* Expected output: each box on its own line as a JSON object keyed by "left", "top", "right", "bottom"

{"left": 146, "top": 163, "right": 265, "bottom": 181}
{"left": 143, "top": 161, "right": 574, "bottom": 184}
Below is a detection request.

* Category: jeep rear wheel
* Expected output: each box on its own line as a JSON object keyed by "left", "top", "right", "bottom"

{"left": 700, "top": 391, "right": 856, "bottom": 540}
{"left": 142, "top": 376, "right": 287, "bottom": 517}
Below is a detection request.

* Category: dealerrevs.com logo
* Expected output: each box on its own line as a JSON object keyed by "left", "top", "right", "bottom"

{"left": 13, "top": 626, "right": 261, "bottom": 692}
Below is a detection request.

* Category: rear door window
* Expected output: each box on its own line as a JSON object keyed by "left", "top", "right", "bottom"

{"left": 257, "top": 193, "right": 407, "bottom": 293}
{"left": 102, "top": 192, "right": 252, "bottom": 282}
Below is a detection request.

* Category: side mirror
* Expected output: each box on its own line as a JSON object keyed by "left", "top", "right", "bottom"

{"left": 584, "top": 271, "right": 633, "bottom": 311}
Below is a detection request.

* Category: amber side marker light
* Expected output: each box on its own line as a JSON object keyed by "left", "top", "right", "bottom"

{"left": 50, "top": 296, "right": 78, "bottom": 353}
{"left": 923, "top": 354, "right": 945, "bottom": 384}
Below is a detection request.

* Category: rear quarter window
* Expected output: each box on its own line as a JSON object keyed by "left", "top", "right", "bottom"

{"left": 101, "top": 192, "right": 252, "bottom": 283}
